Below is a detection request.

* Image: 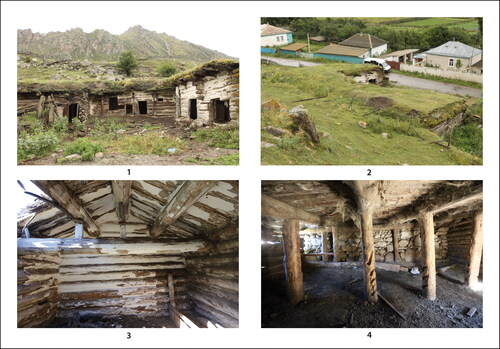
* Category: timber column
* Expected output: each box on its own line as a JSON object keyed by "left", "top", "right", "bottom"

{"left": 420, "top": 212, "right": 436, "bottom": 300}
{"left": 282, "top": 219, "right": 304, "bottom": 305}
{"left": 465, "top": 211, "right": 483, "bottom": 287}
{"left": 360, "top": 209, "right": 378, "bottom": 302}
{"left": 321, "top": 230, "right": 331, "bottom": 262}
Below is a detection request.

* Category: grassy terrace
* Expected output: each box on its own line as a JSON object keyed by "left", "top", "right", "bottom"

{"left": 261, "top": 63, "right": 482, "bottom": 165}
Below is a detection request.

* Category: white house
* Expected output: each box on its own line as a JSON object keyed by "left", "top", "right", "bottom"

{"left": 424, "top": 41, "right": 482, "bottom": 72}
{"left": 261, "top": 24, "right": 293, "bottom": 47}
{"left": 339, "top": 33, "right": 388, "bottom": 57}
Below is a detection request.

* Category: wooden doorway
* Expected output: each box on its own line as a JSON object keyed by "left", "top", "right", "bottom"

{"left": 189, "top": 99, "right": 197, "bottom": 119}
{"left": 138, "top": 101, "right": 148, "bottom": 115}
{"left": 68, "top": 103, "right": 78, "bottom": 123}
{"left": 211, "top": 98, "right": 230, "bottom": 123}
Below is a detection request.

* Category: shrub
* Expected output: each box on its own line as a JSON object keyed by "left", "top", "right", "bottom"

{"left": 157, "top": 63, "right": 177, "bottom": 77}
{"left": 116, "top": 51, "right": 138, "bottom": 77}
{"left": 18, "top": 131, "right": 59, "bottom": 161}
{"left": 449, "top": 123, "right": 482, "bottom": 156}
{"left": 63, "top": 138, "right": 104, "bottom": 161}
{"left": 192, "top": 127, "right": 239, "bottom": 149}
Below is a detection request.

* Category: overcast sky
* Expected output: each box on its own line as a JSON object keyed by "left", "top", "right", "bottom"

{"left": 8, "top": 1, "right": 245, "bottom": 57}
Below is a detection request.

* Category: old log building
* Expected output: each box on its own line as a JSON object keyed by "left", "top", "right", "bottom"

{"left": 17, "top": 180, "right": 238, "bottom": 328}
{"left": 17, "top": 60, "right": 239, "bottom": 125}
{"left": 261, "top": 180, "right": 483, "bottom": 328}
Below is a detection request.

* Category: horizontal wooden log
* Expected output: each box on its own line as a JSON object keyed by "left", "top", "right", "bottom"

{"left": 208, "top": 223, "right": 238, "bottom": 241}
{"left": 60, "top": 254, "right": 185, "bottom": 266}
{"left": 57, "top": 308, "right": 169, "bottom": 318}
{"left": 305, "top": 261, "right": 401, "bottom": 272}
{"left": 188, "top": 290, "right": 238, "bottom": 319}
{"left": 18, "top": 238, "right": 209, "bottom": 255}
{"left": 185, "top": 252, "right": 238, "bottom": 266}
{"left": 18, "top": 287, "right": 57, "bottom": 311}
{"left": 18, "top": 302, "right": 57, "bottom": 327}
{"left": 188, "top": 282, "right": 239, "bottom": 304}
{"left": 59, "top": 270, "right": 185, "bottom": 282}
{"left": 59, "top": 278, "right": 168, "bottom": 293}
{"left": 262, "top": 194, "right": 321, "bottom": 225}
{"left": 192, "top": 301, "right": 238, "bottom": 328}
{"left": 208, "top": 238, "right": 239, "bottom": 254}
{"left": 188, "top": 265, "right": 238, "bottom": 279}
{"left": 187, "top": 275, "right": 238, "bottom": 293}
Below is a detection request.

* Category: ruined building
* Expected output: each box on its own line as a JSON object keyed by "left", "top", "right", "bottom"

{"left": 17, "top": 60, "right": 239, "bottom": 125}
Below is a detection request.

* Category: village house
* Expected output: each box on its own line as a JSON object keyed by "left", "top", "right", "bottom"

{"left": 380, "top": 48, "right": 420, "bottom": 64}
{"left": 424, "top": 41, "right": 482, "bottom": 72}
{"left": 260, "top": 24, "right": 293, "bottom": 47}
{"left": 17, "top": 60, "right": 239, "bottom": 126}
{"left": 314, "top": 44, "right": 370, "bottom": 63}
{"left": 339, "top": 33, "right": 388, "bottom": 57}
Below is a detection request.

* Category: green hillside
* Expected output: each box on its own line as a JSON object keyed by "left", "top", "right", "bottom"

{"left": 261, "top": 63, "right": 482, "bottom": 165}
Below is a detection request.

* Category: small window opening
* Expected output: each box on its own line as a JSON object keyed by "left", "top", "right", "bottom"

{"left": 211, "top": 98, "right": 230, "bottom": 123}
{"left": 158, "top": 98, "right": 164, "bottom": 102}
{"left": 126, "top": 104, "right": 133, "bottom": 114}
{"left": 68, "top": 103, "right": 78, "bottom": 123}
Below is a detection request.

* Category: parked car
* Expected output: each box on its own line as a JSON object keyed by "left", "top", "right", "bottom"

{"left": 364, "top": 57, "right": 391, "bottom": 73}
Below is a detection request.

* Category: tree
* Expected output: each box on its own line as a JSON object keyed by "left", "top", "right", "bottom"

{"left": 157, "top": 62, "right": 177, "bottom": 77}
{"left": 117, "top": 51, "right": 138, "bottom": 77}
{"left": 455, "top": 59, "right": 463, "bottom": 70}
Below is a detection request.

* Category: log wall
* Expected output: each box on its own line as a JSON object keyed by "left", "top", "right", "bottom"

{"left": 186, "top": 231, "right": 239, "bottom": 328}
{"left": 57, "top": 252, "right": 188, "bottom": 318}
{"left": 447, "top": 219, "right": 483, "bottom": 271}
{"left": 18, "top": 252, "right": 60, "bottom": 327}
{"left": 177, "top": 69, "right": 239, "bottom": 123}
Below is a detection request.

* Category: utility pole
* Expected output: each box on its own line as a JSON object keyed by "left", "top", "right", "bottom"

{"left": 307, "top": 33, "right": 311, "bottom": 53}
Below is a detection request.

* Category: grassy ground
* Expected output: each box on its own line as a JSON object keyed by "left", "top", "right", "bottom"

{"left": 397, "top": 18, "right": 470, "bottom": 27}
{"left": 261, "top": 63, "right": 482, "bottom": 165}
{"left": 17, "top": 114, "right": 239, "bottom": 164}
{"left": 391, "top": 70, "right": 482, "bottom": 89}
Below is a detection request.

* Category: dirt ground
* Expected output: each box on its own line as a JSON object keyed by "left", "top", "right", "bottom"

{"left": 262, "top": 263, "right": 483, "bottom": 328}
{"left": 20, "top": 116, "right": 238, "bottom": 165}
{"left": 47, "top": 314, "right": 176, "bottom": 328}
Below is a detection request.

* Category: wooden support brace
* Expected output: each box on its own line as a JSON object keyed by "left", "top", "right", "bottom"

{"left": 465, "top": 211, "right": 483, "bottom": 287}
{"left": 360, "top": 211, "right": 378, "bottom": 302}
{"left": 168, "top": 273, "right": 180, "bottom": 328}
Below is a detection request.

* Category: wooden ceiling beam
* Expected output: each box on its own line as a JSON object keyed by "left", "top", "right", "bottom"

{"left": 150, "top": 181, "right": 215, "bottom": 237}
{"left": 32, "top": 180, "right": 101, "bottom": 237}
{"left": 262, "top": 194, "right": 321, "bottom": 225}
{"left": 111, "top": 180, "right": 132, "bottom": 223}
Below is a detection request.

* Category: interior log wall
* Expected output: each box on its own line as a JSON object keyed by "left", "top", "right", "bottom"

{"left": 185, "top": 228, "right": 239, "bottom": 328}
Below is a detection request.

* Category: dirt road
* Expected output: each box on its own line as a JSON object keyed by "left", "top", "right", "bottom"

{"left": 387, "top": 73, "right": 482, "bottom": 98}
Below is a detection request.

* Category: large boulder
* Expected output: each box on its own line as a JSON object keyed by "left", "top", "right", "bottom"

{"left": 287, "top": 105, "right": 321, "bottom": 145}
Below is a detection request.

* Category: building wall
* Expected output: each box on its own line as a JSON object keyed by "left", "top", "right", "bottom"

{"left": 371, "top": 44, "right": 388, "bottom": 57}
{"left": 18, "top": 252, "right": 60, "bottom": 327}
{"left": 400, "top": 63, "right": 483, "bottom": 83}
{"left": 177, "top": 69, "right": 239, "bottom": 124}
{"left": 447, "top": 219, "right": 482, "bottom": 271}
{"left": 185, "top": 229, "right": 239, "bottom": 328}
{"left": 261, "top": 33, "right": 292, "bottom": 47}
{"left": 426, "top": 53, "right": 481, "bottom": 71}
{"left": 261, "top": 226, "right": 285, "bottom": 280}
{"left": 313, "top": 53, "right": 365, "bottom": 64}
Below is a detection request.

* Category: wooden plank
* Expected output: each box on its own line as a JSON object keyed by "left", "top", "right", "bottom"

{"left": 111, "top": 181, "right": 132, "bottom": 223}
{"left": 465, "top": 211, "right": 483, "bottom": 287}
{"left": 150, "top": 181, "right": 215, "bottom": 237}
{"left": 377, "top": 292, "right": 407, "bottom": 320}
{"left": 261, "top": 194, "right": 321, "bottom": 225}
{"left": 18, "top": 238, "right": 209, "bottom": 255}
{"left": 392, "top": 229, "right": 400, "bottom": 262}
{"left": 32, "top": 180, "right": 101, "bottom": 237}
{"left": 282, "top": 219, "right": 304, "bottom": 305}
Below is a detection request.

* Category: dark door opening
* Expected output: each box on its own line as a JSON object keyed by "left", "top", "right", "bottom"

{"left": 211, "top": 98, "right": 230, "bottom": 123}
{"left": 126, "top": 104, "right": 133, "bottom": 114}
{"left": 138, "top": 101, "right": 148, "bottom": 115}
{"left": 68, "top": 103, "right": 78, "bottom": 123}
{"left": 189, "top": 99, "right": 197, "bottom": 120}
{"left": 109, "top": 97, "right": 119, "bottom": 110}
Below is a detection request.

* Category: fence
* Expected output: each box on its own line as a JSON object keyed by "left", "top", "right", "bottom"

{"left": 400, "top": 64, "right": 482, "bottom": 84}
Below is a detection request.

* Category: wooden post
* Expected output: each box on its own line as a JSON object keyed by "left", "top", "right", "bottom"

{"left": 392, "top": 229, "right": 400, "bottom": 262}
{"left": 75, "top": 222, "right": 83, "bottom": 239}
{"left": 282, "top": 219, "right": 304, "bottom": 305}
{"left": 420, "top": 212, "right": 436, "bottom": 300}
{"left": 332, "top": 226, "right": 340, "bottom": 262}
{"left": 360, "top": 211, "right": 378, "bottom": 302}
{"left": 321, "top": 230, "right": 330, "bottom": 262}
{"left": 119, "top": 224, "right": 126, "bottom": 239}
{"left": 465, "top": 211, "right": 483, "bottom": 287}
{"left": 168, "top": 273, "right": 180, "bottom": 327}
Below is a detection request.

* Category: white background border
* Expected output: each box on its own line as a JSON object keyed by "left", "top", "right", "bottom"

{"left": 2, "top": 1, "right": 499, "bottom": 348}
